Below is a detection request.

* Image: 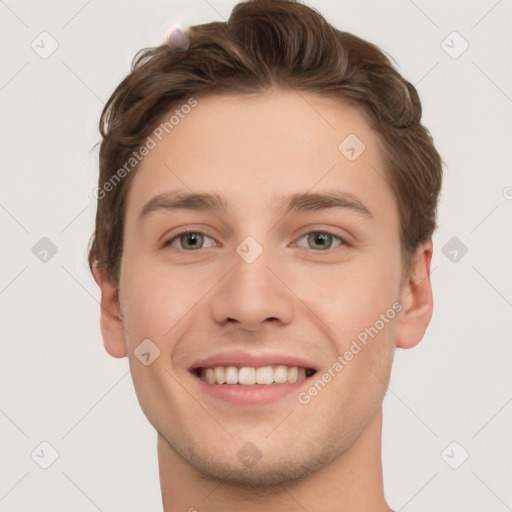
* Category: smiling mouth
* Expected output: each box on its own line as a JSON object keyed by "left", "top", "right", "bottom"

{"left": 192, "top": 365, "right": 316, "bottom": 385}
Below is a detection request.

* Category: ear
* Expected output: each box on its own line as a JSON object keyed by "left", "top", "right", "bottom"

{"left": 91, "top": 263, "right": 128, "bottom": 358}
{"left": 395, "top": 240, "right": 434, "bottom": 349}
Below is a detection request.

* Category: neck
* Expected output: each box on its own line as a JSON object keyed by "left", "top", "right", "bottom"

{"left": 157, "top": 408, "right": 392, "bottom": 511}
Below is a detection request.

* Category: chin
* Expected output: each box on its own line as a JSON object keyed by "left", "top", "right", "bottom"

{"left": 170, "top": 434, "right": 338, "bottom": 487}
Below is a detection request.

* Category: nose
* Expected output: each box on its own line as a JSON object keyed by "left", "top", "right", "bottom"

{"left": 211, "top": 250, "right": 294, "bottom": 331}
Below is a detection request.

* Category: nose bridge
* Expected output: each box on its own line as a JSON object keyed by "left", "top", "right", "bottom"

{"left": 211, "top": 237, "right": 294, "bottom": 329}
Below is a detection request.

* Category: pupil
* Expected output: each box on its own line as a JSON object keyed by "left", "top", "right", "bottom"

{"left": 311, "top": 232, "right": 330, "bottom": 249}
{"left": 185, "top": 233, "right": 201, "bottom": 248}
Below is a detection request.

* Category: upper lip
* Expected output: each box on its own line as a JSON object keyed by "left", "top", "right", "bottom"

{"left": 190, "top": 350, "right": 318, "bottom": 371}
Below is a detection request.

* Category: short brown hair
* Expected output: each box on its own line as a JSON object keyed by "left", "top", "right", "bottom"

{"left": 88, "top": 0, "right": 443, "bottom": 287}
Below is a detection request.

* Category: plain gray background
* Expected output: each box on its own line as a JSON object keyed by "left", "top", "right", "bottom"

{"left": 1, "top": 0, "right": 511, "bottom": 510}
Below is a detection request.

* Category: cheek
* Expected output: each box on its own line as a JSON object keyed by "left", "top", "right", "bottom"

{"left": 294, "top": 252, "right": 401, "bottom": 344}
{"left": 119, "top": 262, "right": 175, "bottom": 348}
{"left": 119, "top": 258, "right": 221, "bottom": 347}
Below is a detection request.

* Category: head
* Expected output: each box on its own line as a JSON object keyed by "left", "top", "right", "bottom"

{"left": 89, "top": 0, "right": 442, "bottom": 488}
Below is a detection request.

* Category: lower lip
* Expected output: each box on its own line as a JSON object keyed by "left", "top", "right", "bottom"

{"left": 189, "top": 371, "right": 315, "bottom": 405}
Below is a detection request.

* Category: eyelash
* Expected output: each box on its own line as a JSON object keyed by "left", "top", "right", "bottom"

{"left": 162, "top": 229, "right": 350, "bottom": 252}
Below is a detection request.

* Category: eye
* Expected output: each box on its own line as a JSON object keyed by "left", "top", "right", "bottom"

{"left": 293, "top": 231, "right": 346, "bottom": 251}
{"left": 163, "top": 231, "right": 216, "bottom": 251}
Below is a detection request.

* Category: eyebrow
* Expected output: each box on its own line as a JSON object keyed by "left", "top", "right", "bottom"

{"left": 138, "top": 190, "right": 373, "bottom": 222}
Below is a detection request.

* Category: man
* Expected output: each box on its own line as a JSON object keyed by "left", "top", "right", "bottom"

{"left": 89, "top": 0, "right": 442, "bottom": 509}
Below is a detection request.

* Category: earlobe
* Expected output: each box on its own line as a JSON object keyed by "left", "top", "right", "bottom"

{"left": 92, "top": 263, "right": 128, "bottom": 359}
{"left": 395, "top": 241, "right": 434, "bottom": 349}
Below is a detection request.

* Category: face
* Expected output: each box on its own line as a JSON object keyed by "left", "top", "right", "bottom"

{"left": 115, "top": 89, "right": 407, "bottom": 485}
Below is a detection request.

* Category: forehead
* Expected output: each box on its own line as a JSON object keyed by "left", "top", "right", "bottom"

{"left": 124, "top": 88, "right": 393, "bottom": 222}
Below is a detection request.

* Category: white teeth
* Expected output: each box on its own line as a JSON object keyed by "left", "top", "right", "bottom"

{"left": 287, "top": 366, "right": 298, "bottom": 383}
{"left": 273, "top": 365, "right": 288, "bottom": 383}
{"left": 214, "top": 366, "right": 225, "bottom": 385}
{"left": 198, "top": 365, "right": 311, "bottom": 385}
{"left": 238, "top": 367, "right": 256, "bottom": 385}
{"left": 205, "top": 368, "right": 216, "bottom": 384}
{"left": 225, "top": 366, "right": 238, "bottom": 384}
{"left": 255, "top": 366, "right": 274, "bottom": 384}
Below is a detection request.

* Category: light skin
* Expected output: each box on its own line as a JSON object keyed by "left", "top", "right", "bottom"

{"left": 93, "top": 88, "right": 433, "bottom": 511}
